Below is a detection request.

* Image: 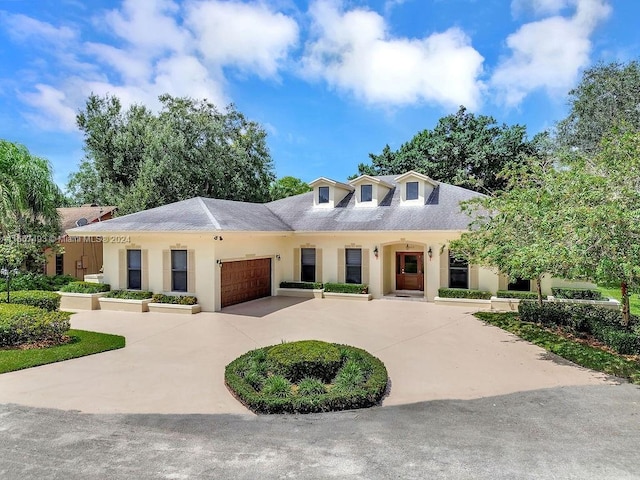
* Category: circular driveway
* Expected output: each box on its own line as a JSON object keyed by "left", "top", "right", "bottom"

{"left": 0, "top": 297, "right": 613, "bottom": 414}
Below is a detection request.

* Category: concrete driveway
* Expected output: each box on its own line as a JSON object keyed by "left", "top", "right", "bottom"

{"left": 0, "top": 297, "right": 613, "bottom": 414}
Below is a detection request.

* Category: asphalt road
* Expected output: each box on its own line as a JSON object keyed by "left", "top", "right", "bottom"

{"left": 2, "top": 384, "right": 639, "bottom": 479}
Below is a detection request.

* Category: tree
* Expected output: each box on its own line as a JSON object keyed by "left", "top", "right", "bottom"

{"left": 556, "top": 61, "right": 640, "bottom": 156}
{"left": 449, "top": 157, "right": 578, "bottom": 306}
{"left": 0, "top": 140, "right": 60, "bottom": 235}
{"left": 68, "top": 94, "right": 276, "bottom": 213}
{"left": 355, "top": 106, "right": 539, "bottom": 194}
{"left": 269, "top": 176, "right": 312, "bottom": 201}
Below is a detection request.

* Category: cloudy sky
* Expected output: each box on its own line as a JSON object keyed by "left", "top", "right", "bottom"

{"left": 0, "top": 0, "right": 636, "bottom": 187}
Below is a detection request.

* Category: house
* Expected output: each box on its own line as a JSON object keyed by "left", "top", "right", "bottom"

{"left": 45, "top": 205, "right": 117, "bottom": 279}
{"left": 68, "top": 171, "right": 593, "bottom": 312}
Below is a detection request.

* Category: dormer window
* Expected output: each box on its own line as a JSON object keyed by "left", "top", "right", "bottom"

{"left": 406, "top": 182, "right": 419, "bottom": 200}
{"left": 318, "top": 186, "right": 330, "bottom": 204}
{"left": 361, "top": 184, "right": 372, "bottom": 202}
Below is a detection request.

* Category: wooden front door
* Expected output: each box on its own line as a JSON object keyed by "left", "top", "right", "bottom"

{"left": 396, "top": 252, "right": 424, "bottom": 291}
{"left": 221, "top": 258, "right": 272, "bottom": 308}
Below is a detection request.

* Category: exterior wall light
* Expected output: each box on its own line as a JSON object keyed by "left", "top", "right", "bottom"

{"left": 373, "top": 246, "right": 379, "bottom": 258}
{"left": 275, "top": 254, "right": 281, "bottom": 261}
{"left": 427, "top": 247, "right": 433, "bottom": 260}
{"left": 216, "top": 259, "right": 223, "bottom": 267}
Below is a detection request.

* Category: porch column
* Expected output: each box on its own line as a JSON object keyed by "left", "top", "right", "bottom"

{"left": 425, "top": 244, "right": 441, "bottom": 301}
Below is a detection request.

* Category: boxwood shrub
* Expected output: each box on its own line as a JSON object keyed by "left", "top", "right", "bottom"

{"left": 279, "top": 281, "right": 323, "bottom": 290}
{"left": 551, "top": 288, "right": 604, "bottom": 301}
{"left": 151, "top": 294, "right": 198, "bottom": 305}
{"left": 323, "top": 283, "right": 368, "bottom": 294}
{"left": 268, "top": 340, "right": 343, "bottom": 383}
{"left": 496, "top": 290, "right": 539, "bottom": 300}
{"left": 0, "top": 304, "right": 71, "bottom": 347}
{"left": 9, "top": 273, "right": 75, "bottom": 292}
{"left": 225, "top": 340, "right": 388, "bottom": 414}
{"left": 60, "top": 282, "right": 110, "bottom": 294}
{"left": 103, "top": 290, "right": 153, "bottom": 300}
{"left": 0, "top": 290, "right": 61, "bottom": 311}
{"left": 437, "top": 288, "right": 492, "bottom": 300}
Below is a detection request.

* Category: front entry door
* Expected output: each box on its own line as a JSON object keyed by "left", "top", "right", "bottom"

{"left": 396, "top": 252, "right": 424, "bottom": 291}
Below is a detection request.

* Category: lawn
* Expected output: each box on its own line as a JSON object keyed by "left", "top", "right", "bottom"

{"left": 598, "top": 286, "right": 640, "bottom": 316}
{"left": 475, "top": 311, "right": 640, "bottom": 384}
{"left": 0, "top": 329, "right": 125, "bottom": 374}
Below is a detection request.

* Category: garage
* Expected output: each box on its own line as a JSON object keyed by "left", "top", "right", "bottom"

{"left": 221, "top": 258, "right": 272, "bottom": 308}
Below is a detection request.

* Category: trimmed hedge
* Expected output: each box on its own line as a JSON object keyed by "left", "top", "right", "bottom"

{"left": 279, "top": 281, "right": 323, "bottom": 290}
{"left": 496, "top": 290, "right": 539, "bottom": 300}
{"left": 268, "top": 340, "right": 342, "bottom": 383}
{"left": 225, "top": 341, "right": 388, "bottom": 414}
{"left": 0, "top": 304, "right": 70, "bottom": 347}
{"left": 60, "top": 282, "right": 110, "bottom": 294}
{"left": 438, "top": 288, "right": 492, "bottom": 300}
{"left": 551, "top": 288, "right": 604, "bottom": 301}
{"left": 0, "top": 290, "right": 60, "bottom": 311}
{"left": 323, "top": 283, "right": 369, "bottom": 294}
{"left": 8, "top": 273, "right": 75, "bottom": 292}
{"left": 518, "top": 301, "right": 640, "bottom": 355}
{"left": 103, "top": 290, "right": 153, "bottom": 300}
{"left": 151, "top": 294, "right": 198, "bottom": 305}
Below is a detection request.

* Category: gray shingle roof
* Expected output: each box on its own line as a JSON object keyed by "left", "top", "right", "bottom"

{"left": 68, "top": 175, "right": 484, "bottom": 234}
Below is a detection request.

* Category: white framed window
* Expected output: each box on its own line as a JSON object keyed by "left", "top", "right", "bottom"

{"left": 301, "top": 248, "right": 316, "bottom": 282}
{"left": 127, "top": 249, "right": 142, "bottom": 290}
{"left": 318, "top": 186, "right": 330, "bottom": 204}
{"left": 361, "top": 184, "right": 373, "bottom": 202}
{"left": 171, "top": 250, "right": 188, "bottom": 292}
{"left": 345, "top": 248, "right": 362, "bottom": 284}
{"left": 406, "top": 181, "right": 419, "bottom": 200}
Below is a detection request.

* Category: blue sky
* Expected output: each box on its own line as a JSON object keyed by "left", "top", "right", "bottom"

{"left": 0, "top": 0, "right": 637, "bottom": 189}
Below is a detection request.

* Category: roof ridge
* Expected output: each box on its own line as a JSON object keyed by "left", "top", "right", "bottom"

{"left": 196, "top": 197, "right": 222, "bottom": 229}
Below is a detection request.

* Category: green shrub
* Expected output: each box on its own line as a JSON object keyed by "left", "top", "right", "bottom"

{"left": 333, "top": 360, "right": 365, "bottom": 392}
{"left": 437, "top": 288, "right": 492, "bottom": 300}
{"left": 279, "top": 281, "right": 323, "bottom": 290}
{"left": 297, "top": 377, "right": 327, "bottom": 396}
{"left": 225, "top": 341, "right": 388, "bottom": 414}
{"left": 591, "top": 327, "right": 640, "bottom": 355}
{"left": 0, "top": 290, "right": 60, "bottom": 311}
{"left": 9, "top": 273, "right": 75, "bottom": 291}
{"left": 150, "top": 294, "right": 198, "bottom": 305}
{"left": 268, "top": 340, "right": 342, "bottom": 383}
{"left": 103, "top": 290, "right": 153, "bottom": 300}
{"left": 496, "top": 290, "right": 539, "bottom": 300}
{"left": 0, "top": 303, "right": 42, "bottom": 320}
{"left": 323, "top": 283, "right": 368, "bottom": 294}
{"left": 262, "top": 375, "right": 292, "bottom": 398}
{"left": 60, "top": 282, "right": 110, "bottom": 294}
{"left": 0, "top": 309, "right": 71, "bottom": 347}
{"left": 551, "top": 288, "right": 604, "bottom": 301}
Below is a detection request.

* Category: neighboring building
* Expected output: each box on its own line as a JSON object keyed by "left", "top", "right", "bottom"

{"left": 45, "top": 205, "right": 117, "bottom": 279}
{"left": 68, "top": 172, "right": 593, "bottom": 312}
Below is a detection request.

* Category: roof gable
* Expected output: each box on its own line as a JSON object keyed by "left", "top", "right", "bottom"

{"left": 394, "top": 170, "right": 438, "bottom": 186}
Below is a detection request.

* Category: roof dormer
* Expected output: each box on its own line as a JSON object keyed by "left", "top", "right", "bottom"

{"left": 309, "top": 177, "right": 355, "bottom": 208}
{"left": 348, "top": 175, "right": 393, "bottom": 207}
{"left": 394, "top": 171, "right": 438, "bottom": 205}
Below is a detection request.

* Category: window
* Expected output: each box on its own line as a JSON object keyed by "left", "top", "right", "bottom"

{"left": 449, "top": 254, "right": 469, "bottom": 289}
{"left": 301, "top": 248, "right": 316, "bottom": 282}
{"left": 127, "top": 249, "right": 142, "bottom": 290}
{"left": 171, "top": 250, "right": 188, "bottom": 292}
{"left": 406, "top": 181, "right": 419, "bottom": 200}
{"left": 318, "top": 186, "right": 330, "bottom": 204}
{"left": 345, "top": 248, "right": 362, "bottom": 284}
{"left": 508, "top": 278, "right": 531, "bottom": 291}
{"left": 55, "top": 254, "right": 64, "bottom": 276}
{"left": 361, "top": 184, "right": 373, "bottom": 202}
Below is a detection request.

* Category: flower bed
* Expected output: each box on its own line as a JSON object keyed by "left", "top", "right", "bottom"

{"left": 148, "top": 294, "right": 200, "bottom": 314}
{"left": 59, "top": 282, "right": 110, "bottom": 311}
{"left": 99, "top": 290, "right": 154, "bottom": 313}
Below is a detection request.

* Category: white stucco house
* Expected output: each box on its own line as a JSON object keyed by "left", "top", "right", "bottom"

{"left": 68, "top": 171, "right": 592, "bottom": 312}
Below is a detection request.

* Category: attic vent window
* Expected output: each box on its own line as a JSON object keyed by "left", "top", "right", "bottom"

{"left": 361, "top": 184, "right": 372, "bottom": 202}
{"left": 318, "top": 186, "right": 330, "bottom": 204}
{"left": 406, "top": 181, "right": 419, "bottom": 200}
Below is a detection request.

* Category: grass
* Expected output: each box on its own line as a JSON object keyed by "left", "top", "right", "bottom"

{"left": 475, "top": 311, "right": 640, "bottom": 384}
{"left": 0, "top": 329, "right": 125, "bottom": 374}
{"left": 598, "top": 286, "right": 640, "bottom": 316}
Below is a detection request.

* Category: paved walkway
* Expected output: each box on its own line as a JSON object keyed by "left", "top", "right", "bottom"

{"left": 0, "top": 298, "right": 613, "bottom": 414}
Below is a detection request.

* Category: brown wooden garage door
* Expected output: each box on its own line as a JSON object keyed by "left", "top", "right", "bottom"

{"left": 221, "top": 258, "right": 272, "bottom": 308}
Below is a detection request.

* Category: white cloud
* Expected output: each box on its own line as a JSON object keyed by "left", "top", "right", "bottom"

{"left": 493, "top": 0, "right": 611, "bottom": 106}
{"left": 1, "top": 12, "right": 77, "bottom": 44}
{"left": 511, "top": 0, "right": 572, "bottom": 17}
{"left": 301, "top": 0, "right": 484, "bottom": 109}
{"left": 186, "top": 0, "right": 299, "bottom": 78}
{"left": 21, "top": 84, "right": 78, "bottom": 131}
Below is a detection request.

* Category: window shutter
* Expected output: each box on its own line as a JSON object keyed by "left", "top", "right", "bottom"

{"left": 470, "top": 264, "right": 479, "bottom": 289}
{"left": 293, "top": 248, "right": 301, "bottom": 282}
{"left": 141, "top": 249, "right": 149, "bottom": 291}
{"left": 337, "top": 248, "right": 345, "bottom": 283}
{"left": 163, "top": 250, "right": 171, "bottom": 292}
{"left": 362, "top": 249, "right": 370, "bottom": 285}
{"left": 118, "top": 249, "right": 126, "bottom": 289}
{"left": 316, "top": 248, "right": 323, "bottom": 283}
{"left": 187, "top": 249, "right": 196, "bottom": 293}
{"left": 440, "top": 247, "right": 449, "bottom": 288}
